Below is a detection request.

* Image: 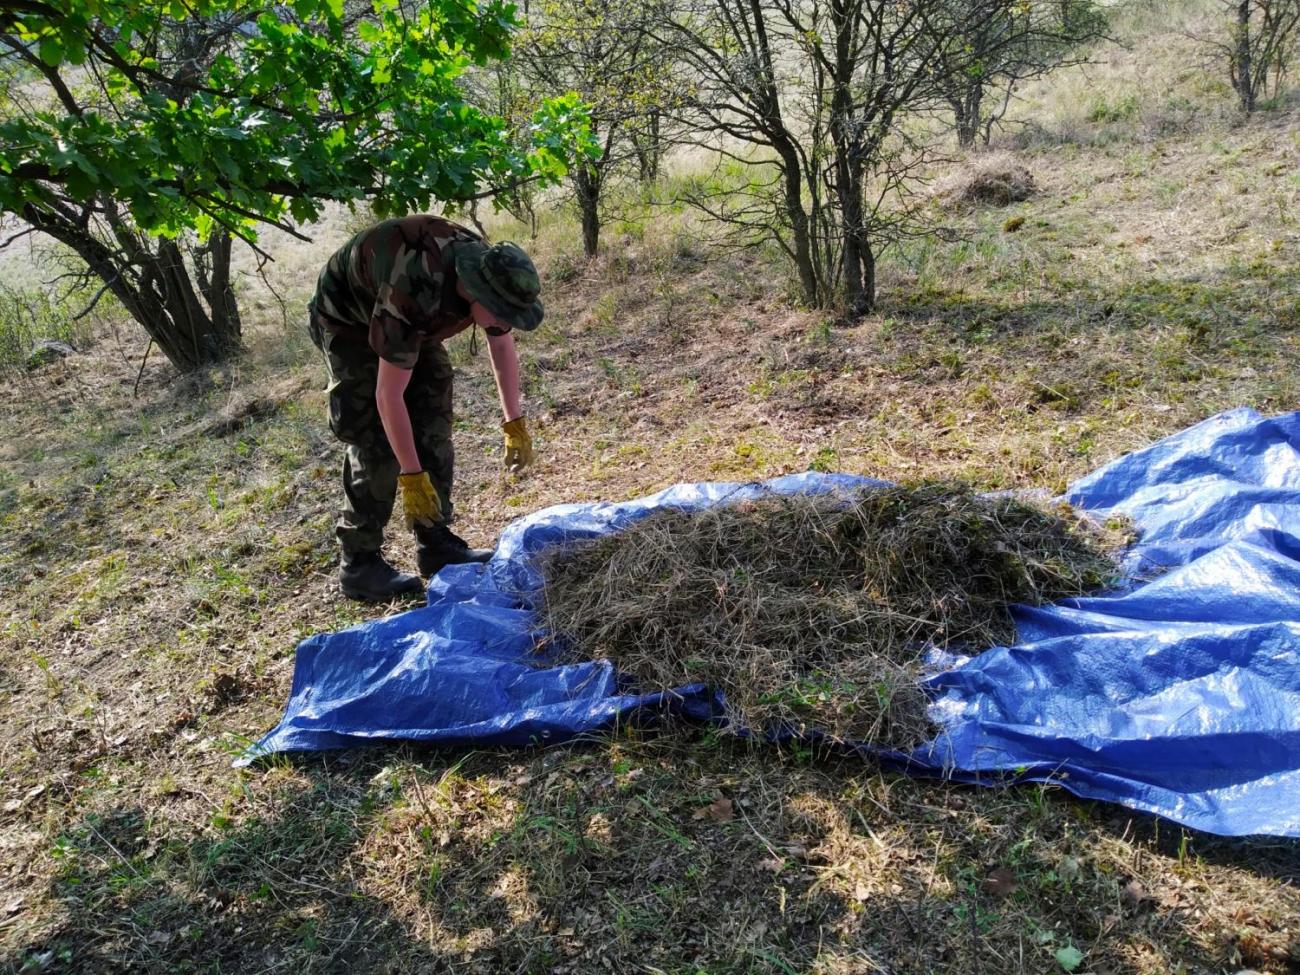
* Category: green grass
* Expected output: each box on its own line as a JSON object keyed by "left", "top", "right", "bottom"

{"left": 0, "top": 283, "right": 100, "bottom": 369}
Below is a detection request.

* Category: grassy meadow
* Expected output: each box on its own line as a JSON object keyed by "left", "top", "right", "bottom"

{"left": 1, "top": 0, "right": 1298, "bottom": 971}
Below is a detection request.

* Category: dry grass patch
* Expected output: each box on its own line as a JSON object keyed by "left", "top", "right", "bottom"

{"left": 538, "top": 484, "right": 1125, "bottom": 748}
{"left": 941, "top": 154, "right": 1038, "bottom": 207}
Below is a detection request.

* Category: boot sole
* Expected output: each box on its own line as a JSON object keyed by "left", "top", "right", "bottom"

{"left": 340, "top": 582, "right": 426, "bottom": 602}
{"left": 417, "top": 553, "right": 493, "bottom": 578}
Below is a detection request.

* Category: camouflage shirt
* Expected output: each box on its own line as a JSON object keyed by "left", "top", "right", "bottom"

{"left": 309, "top": 215, "right": 483, "bottom": 369}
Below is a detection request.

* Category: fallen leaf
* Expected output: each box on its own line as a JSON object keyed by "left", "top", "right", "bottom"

{"left": 852, "top": 882, "right": 870, "bottom": 902}
{"left": 983, "top": 866, "right": 1018, "bottom": 898}
{"left": 1055, "top": 945, "right": 1084, "bottom": 972}
{"left": 1122, "top": 878, "right": 1151, "bottom": 910}
{"left": 693, "top": 796, "right": 733, "bottom": 823}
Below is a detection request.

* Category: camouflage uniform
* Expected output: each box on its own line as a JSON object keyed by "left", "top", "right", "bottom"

{"left": 307, "top": 215, "right": 483, "bottom": 556}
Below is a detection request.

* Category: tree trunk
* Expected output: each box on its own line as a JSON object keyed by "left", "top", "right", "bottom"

{"left": 1236, "top": 0, "right": 1256, "bottom": 111}
{"left": 833, "top": 164, "right": 873, "bottom": 314}
{"left": 861, "top": 238, "right": 876, "bottom": 315}
{"left": 573, "top": 163, "right": 602, "bottom": 258}
{"left": 775, "top": 143, "right": 819, "bottom": 306}
{"left": 835, "top": 148, "right": 863, "bottom": 307}
{"left": 966, "top": 84, "right": 984, "bottom": 149}
{"left": 953, "top": 99, "right": 975, "bottom": 150}
{"left": 194, "top": 231, "right": 242, "bottom": 343}
{"left": 956, "top": 111, "right": 977, "bottom": 150}
{"left": 633, "top": 110, "right": 662, "bottom": 183}
{"left": 149, "top": 240, "right": 239, "bottom": 368}
{"left": 950, "top": 78, "right": 985, "bottom": 150}
{"left": 23, "top": 205, "right": 242, "bottom": 372}
{"left": 829, "top": 0, "right": 872, "bottom": 315}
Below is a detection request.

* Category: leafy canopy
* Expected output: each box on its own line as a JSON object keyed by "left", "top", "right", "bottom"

{"left": 0, "top": 0, "right": 593, "bottom": 237}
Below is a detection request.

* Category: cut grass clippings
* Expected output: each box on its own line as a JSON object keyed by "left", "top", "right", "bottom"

{"left": 538, "top": 483, "right": 1128, "bottom": 750}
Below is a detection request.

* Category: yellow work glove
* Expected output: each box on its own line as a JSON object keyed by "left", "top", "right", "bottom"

{"left": 397, "top": 470, "right": 442, "bottom": 528}
{"left": 502, "top": 416, "right": 534, "bottom": 474}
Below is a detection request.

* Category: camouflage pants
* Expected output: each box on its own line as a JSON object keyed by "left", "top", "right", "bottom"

{"left": 310, "top": 316, "right": 455, "bottom": 556}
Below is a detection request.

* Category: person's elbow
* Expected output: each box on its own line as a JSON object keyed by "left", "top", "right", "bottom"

{"left": 375, "top": 359, "right": 412, "bottom": 410}
{"left": 486, "top": 329, "right": 516, "bottom": 353}
{"left": 372, "top": 386, "right": 401, "bottom": 427}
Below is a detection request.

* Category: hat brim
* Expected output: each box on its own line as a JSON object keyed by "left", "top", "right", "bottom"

{"left": 452, "top": 241, "right": 544, "bottom": 332}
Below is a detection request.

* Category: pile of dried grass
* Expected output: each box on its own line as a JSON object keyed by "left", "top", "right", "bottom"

{"left": 537, "top": 484, "right": 1125, "bottom": 750}
{"left": 946, "top": 156, "right": 1037, "bottom": 206}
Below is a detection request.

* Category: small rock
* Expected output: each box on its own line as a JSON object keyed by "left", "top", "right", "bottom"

{"left": 25, "top": 340, "right": 76, "bottom": 371}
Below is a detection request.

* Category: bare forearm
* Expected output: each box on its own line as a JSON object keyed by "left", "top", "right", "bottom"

{"left": 376, "top": 396, "right": 421, "bottom": 473}
{"left": 487, "top": 331, "right": 523, "bottom": 422}
{"left": 375, "top": 358, "right": 422, "bottom": 473}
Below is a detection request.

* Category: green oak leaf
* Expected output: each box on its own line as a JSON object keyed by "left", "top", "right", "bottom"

{"left": 1054, "top": 946, "right": 1084, "bottom": 972}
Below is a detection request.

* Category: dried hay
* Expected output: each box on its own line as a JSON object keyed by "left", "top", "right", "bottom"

{"left": 943, "top": 154, "right": 1037, "bottom": 206}
{"left": 537, "top": 484, "right": 1126, "bottom": 750}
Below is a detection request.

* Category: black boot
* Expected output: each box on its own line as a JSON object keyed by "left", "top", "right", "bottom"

{"left": 415, "top": 523, "right": 494, "bottom": 577}
{"left": 339, "top": 550, "right": 425, "bottom": 602}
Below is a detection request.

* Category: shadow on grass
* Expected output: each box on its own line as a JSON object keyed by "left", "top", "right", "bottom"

{"left": 6, "top": 732, "right": 1299, "bottom": 975}
{"left": 881, "top": 259, "right": 1300, "bottom": 338}
{"left": 0, "top": 771, "right": 440, "bottom": 973}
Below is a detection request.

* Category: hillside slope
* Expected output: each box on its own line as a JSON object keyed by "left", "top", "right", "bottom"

{"left": 1, "top": 1, "right": 1298, "bottom": 971}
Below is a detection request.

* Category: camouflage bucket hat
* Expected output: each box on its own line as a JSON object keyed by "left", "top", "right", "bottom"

{"left": 452, "top": 240, "right": 544, "bottom": 332}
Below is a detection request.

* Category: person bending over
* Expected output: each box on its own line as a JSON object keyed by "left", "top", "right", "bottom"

{"left": 308, "top": 214, "right": 540, "bottom": 601}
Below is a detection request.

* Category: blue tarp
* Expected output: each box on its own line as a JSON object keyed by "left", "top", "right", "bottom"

{"left": 244, "top": 408, "right": 1300, "bottom": 838}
